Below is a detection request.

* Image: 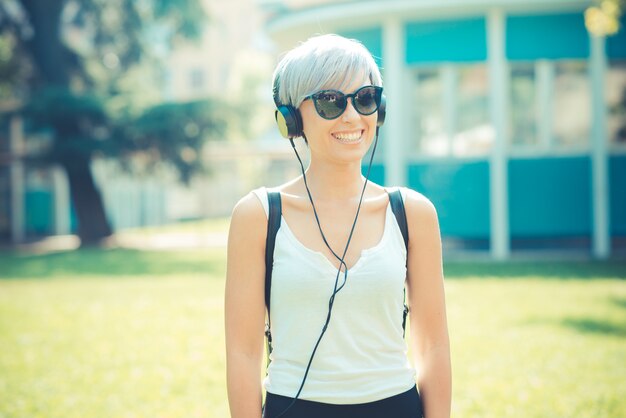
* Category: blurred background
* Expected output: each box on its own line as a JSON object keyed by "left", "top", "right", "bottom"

{"left": 0, "top": 1, "right": 625, "bottom": 417}
{"left": 0, "top": 0, "right": 624, "bottom": 258}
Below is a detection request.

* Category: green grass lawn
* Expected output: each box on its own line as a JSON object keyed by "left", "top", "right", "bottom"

{"left": 0, "top": 244, "right": 625, "bottom": 418}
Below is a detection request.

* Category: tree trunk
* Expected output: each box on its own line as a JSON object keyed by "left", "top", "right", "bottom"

{"left": 60, "top": 152, "right": 112, "bottom": 246}
{"left": 21, "top": 0, "right": 113, "bottom": 245}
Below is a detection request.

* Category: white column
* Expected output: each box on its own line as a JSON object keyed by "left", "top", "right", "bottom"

{"left": 487, "top": 9, "right": 510, "bottom": 260}
{"left": 382, "top": 17, "right": 407, "bottom": 186}
{"left": 442, "top": 65, "right": 457, "bottom": 155}
{"left": 52, "top": 165, "right": 71, "bottom": 235}
{"left": 590, "top": 35, "right": 610, "bottom": 259}
{"left": 9, "top": 116, "right": 25, "bottom": 243}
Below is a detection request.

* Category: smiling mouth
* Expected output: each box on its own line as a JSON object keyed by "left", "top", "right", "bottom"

{"left": 332, "top": 130, "right": 364, "bottom": 143}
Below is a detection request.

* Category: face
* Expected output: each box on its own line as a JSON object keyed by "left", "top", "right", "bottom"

{"left": 298, "top": 74, "right": 379, "bottom": 165}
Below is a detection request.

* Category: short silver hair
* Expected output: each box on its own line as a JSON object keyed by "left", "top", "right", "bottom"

{"left": 272, "top": 34, "right": 383, "bottom": 109}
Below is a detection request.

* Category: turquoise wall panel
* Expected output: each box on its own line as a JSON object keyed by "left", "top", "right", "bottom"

{"left": 506, "top": 13, "right": 589, "bottom": 60}
{"left": 407, "top": 161, "right": 490, "bottom": 237}
{"left": 607, "top": 15, "right": 626, "bottom": 58}
{"left": 508, "top": 157, "right": 591, "bottom": 236}
{"left": 70, "top": 199, "right": 77, "bottom": 233}
{"left": 0, "top": 166, "right": 10, "bottom": 239}
{"left": 339, "top": 27, "right": 383, "bottom": 66}
{"left": 362, "top": 162, "right": 385, "bottom": 185}
{"left": 406, "top": 18, "right": 487, "bottom": 64}
{"left": 610, "top": 155, "right": 626, "bottom": 234}
{"left": 25, "top": 189, "right": 53, "bottom": 235}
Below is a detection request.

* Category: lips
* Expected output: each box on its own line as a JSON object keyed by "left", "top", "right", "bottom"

{"left": 331, "top": 129, "right": 364, "bottom": 144}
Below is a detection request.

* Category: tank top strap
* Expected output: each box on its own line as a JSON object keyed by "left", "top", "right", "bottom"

{"left": 251, "top": 187, "right": 270, "bottom": 218}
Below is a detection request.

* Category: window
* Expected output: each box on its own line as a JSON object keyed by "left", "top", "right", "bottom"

{"left": 509, "top": 60, "right": 590, "bottom": 150}
{"left": 509, "top": 63, "right": 538, "bottom": 146}
{"left": 454, "top": 65, "right": 491, "bottom": 156}
{"left": 552, "top": 61, "right": 590, "bottom": 147}
{"left": 412, "top": 64, "right": 490, "bottom": 157}
{"left": 189, "top": 68, "right": 205, "bottom": 90}
{"left": 607, "top": 61, "right": 626, "bottom": 145}
{"left": 413, "top": 69, "right": 446, "bottom": 156}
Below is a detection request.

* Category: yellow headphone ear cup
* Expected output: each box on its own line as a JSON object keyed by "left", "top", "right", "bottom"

{"left": 275, "top": 109, "right": 290, "bottom": 139}
{"left": 275, "top": 105, "right": 303, "bottom": 139}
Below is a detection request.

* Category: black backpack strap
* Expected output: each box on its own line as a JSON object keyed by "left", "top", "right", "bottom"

{"left": 265, "top": 191, "right": 282, "bottom": 313}
{"left": 388, "top": 188, "right": 409, "bottom": 249}
{"left": 264, "top": 190, "right": 281, "bottom": 364}
{"left": 387, "top": 188, "right": 410, "bottom": 337}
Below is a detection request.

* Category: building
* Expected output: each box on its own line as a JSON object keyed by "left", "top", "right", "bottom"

{"left": 3, "top": 0, "right": 624, "bottom": 260}
{"left": 261, "top": 0, "right": 626, "bottom": 259}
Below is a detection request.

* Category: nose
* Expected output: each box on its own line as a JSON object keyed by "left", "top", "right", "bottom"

{"left": 341, "top": 97, "right": 360, "bottom": 122}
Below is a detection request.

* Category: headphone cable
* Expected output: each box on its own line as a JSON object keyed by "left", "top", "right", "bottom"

{"left": 273, "top": 127, "right": 381, "bottom": 418}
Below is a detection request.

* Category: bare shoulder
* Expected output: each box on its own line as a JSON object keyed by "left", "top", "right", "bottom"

{"left": 401, "top": 188, "right": 440, "bottom": 238}
{"left": 229, "top": 191, "right": 267, "bottom": 244}
{"left": 232, "top": 190, "right": 265, "bottom": 215}
{"left": 403, "top": 188, "right": 437, "bottom": 215}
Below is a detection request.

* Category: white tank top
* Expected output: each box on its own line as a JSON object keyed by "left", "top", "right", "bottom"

{"left": 252, "top": 187, "right": 416, "bottom": 404}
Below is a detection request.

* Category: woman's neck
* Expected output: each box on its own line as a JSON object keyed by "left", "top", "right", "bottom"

{"left": 304, "top": 160, "right": 367, "bottom": 202}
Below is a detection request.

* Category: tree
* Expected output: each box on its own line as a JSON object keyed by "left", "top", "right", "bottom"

{"left": 0, "top": 0, "right": 225, "bottom": 245}
{"left": 585, "top": 0, "right": 624, "bottom": 36}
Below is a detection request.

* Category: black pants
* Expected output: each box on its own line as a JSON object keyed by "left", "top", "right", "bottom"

{"left": 263, "top": 385, "right": 423, "bottom": 418}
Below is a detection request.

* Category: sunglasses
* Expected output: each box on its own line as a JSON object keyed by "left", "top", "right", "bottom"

{"left": 303, "top": 85, "right": 383, "bottom": 120}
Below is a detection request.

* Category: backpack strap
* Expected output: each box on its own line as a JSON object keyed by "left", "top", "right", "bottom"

{"left": 264, "top": 190, "right": 281, "bottom": 365}
{"left": 387, "top": 188, "right": 409, "bottom": 249}
{"left": 265, "top": 191, "right": 282, "bottom": 314}
{"left": 386, "top": 188, "right": 410, "bottom": 337}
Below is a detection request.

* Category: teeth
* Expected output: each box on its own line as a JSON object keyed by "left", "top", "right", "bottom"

{"left": 333, "top": 131, "right": 362, "bottom": 142}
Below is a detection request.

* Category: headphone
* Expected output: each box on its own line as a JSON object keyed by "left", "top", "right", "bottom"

{"left": 272, "top": 75, "right": 386, "bottom": 139}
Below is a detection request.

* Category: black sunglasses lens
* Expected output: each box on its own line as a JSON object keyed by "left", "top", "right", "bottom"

{"left": 314, "top": 91, "right": 346, "bottom": 119}
{"left": 354, "top": 87, "right": 381, "bottom": 115}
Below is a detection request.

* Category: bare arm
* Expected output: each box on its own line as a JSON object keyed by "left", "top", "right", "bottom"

{"left": 225, "top": 192, "right": 267, "bottom": 418}
{"left": 404, "top": 190, "right": 451, "bottom": 418}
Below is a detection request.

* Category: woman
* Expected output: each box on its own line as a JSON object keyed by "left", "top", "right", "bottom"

{"left": 225, "top": 34, "right": 451, "bottom": 418}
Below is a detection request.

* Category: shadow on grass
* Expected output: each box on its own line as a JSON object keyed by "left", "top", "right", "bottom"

{"left": 444, "top": 260, "right": 626, "bottom": 280}
{"left": 0, "top": 248, "right": 226, "bottom": 279}
{"left": 612, "top": 297, "right": 626, "bottom": 310}
{"left": 561, "top": 318, "right": 626, "bottom": 338}
{"left": 2, "top": 248, "right": 625, "bottom": 281}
